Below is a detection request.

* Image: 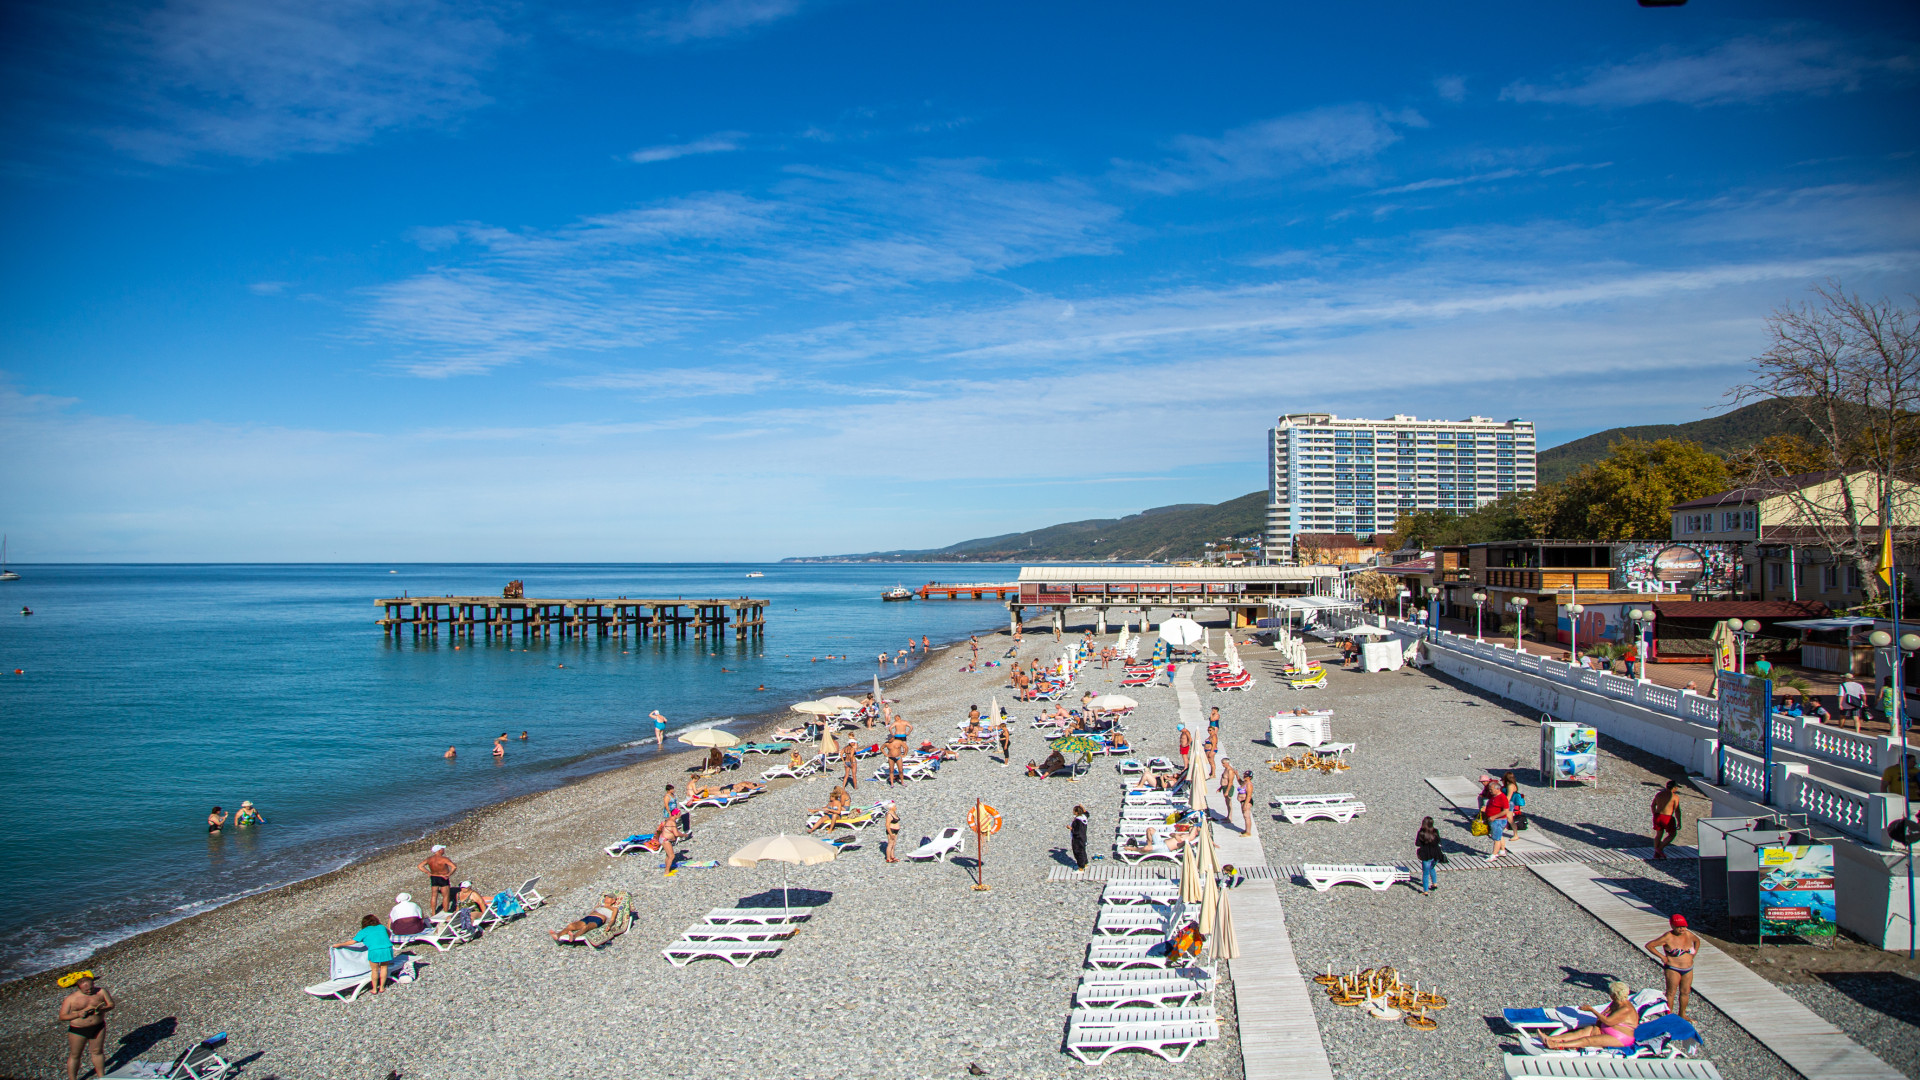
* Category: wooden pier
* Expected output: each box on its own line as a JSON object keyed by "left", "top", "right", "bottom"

{"left": 375, "top": 596, "right": 768, "bottom": 642}
{"left": 918, "top": 581, "right": 1020, "bottom": 600}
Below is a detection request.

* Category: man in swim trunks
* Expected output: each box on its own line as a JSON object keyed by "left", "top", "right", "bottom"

{"left": 886, "top": 712, "right": 912, "bottom": 785}
{"left": 551, "top": 894, "right": 619, "bottom": 942}
{"left": 418, "top": 845, "right": 456, "bottom": 915}
{"left": 1651, "top": 780, "right": 1682, "bottom": 859}
{"left": 59, "top": 972, "right": 113, "bottom": 1080}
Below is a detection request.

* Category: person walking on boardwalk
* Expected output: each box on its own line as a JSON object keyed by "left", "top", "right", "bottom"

{"left": 885, "top": 803, "right": 901, "bottom": 863}
{"left": 1415, "top": 817, "right": 1443, "bottom": 894}
{"left": 1069, "top": 805, "right": 1090, "bottom": 870}
{"left": 1484, "top": 785, "right": 1513, "bottom": 861}
{"left": 651, "top": 709, "right": 668, "bottom": 750}
{"left": 1645, "top": 913, "right": 1700, "bottom": 1018}
{"left": 1651, "top": 780, "right": 1682, "bottom": 859}
{"left": 419, "top": 845, "right": 456, "bottom": 915}
{"left": 58, "top": 972, "right": 113, "bottom": 1080}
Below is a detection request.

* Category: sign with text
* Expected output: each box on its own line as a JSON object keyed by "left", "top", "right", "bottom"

{"left": 1718, "top": 670, "right": 1771, "bottom": 757}
{"left": 1759, "top": 844, "right": 1836, "bottom": 942}
{"left": 1541, "top": 722, "right": 1598, "bottom": 786}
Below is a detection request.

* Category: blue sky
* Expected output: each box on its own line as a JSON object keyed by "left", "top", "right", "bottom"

{"left": 2, "top": 1, "right": 1916, "bottom": 561}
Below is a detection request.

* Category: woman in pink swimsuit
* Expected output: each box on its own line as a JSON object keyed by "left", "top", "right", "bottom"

{"left": 1541, "top": 981, "right": 1640, "bottom": 1050}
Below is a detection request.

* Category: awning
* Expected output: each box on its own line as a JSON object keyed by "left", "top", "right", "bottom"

{"left": 1775, "top": 618, "right": 1877, "bottom": 631}
{"left": 1267, "top": 596, "right": 1356, "bottom": 612}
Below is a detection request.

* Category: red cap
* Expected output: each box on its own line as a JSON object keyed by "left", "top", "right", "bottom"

{"left": 1670, "top": 914, "right": 1688, "bottom": 928}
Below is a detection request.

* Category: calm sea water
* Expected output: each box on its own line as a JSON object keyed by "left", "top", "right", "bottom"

{"left": 0, "top": 563, "right": 1018, "bottom": 980}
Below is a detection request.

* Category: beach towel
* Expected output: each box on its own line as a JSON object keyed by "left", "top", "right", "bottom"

{"left": 584, "top": 891, "right": 631, "bottom": 948}
{"left": 491, "top": 891, "right": 526, "bottom": 920}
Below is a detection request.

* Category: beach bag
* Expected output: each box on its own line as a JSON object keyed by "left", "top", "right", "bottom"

{"left": 1469, "top": 813, "right": 1490, "bottom": 837}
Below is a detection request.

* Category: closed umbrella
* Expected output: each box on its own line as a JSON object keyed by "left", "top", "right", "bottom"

{"left": 1179, "top": 827, "right": 1204, "bottom": 905}
{"left": 727, "top": 833, "right": 837, "bottom": 917}
{"left": 989, "top": 694, "right": 999, "bottom": 724}
{"left": 819, "top": 725, "right": 837, "bottom": 761}
{"left": 1210, "top": 884, "right": 1240, "bottom": 961}
{"left": 873, "top": 674, "right": 884, "bottom": 707}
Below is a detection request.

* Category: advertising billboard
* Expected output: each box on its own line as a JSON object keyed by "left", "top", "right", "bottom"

{"left": 1541, "top": 722, "right": 1598, "bottom": 786}
{"left": 1759, "top": 844, "right": 1837, "bottom": 942}
{"left": 1718, "top": 670, "right": 1771, "bottom": 757}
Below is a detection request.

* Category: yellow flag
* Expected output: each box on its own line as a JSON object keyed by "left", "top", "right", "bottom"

{"left": 1878, "top": 526, "right": 1895, "bottom": 586}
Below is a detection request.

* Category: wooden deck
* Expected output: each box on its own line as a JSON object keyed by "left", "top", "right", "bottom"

{"left": 1179, "top": 667, "right": 1336, "bottom": 1080}
{"left": 1427, "top": 776, "right": 1904, "bottom": 1080}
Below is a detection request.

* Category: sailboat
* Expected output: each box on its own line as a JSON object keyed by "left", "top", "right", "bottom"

{"left": 0, "top": 537, "right": 17, "bottom": 581}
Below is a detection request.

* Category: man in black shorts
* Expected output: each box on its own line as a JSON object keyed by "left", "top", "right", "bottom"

{"left": 418, "top": 844, "right": 456, "bottom": 915}
{"left": 59, "top": 972, "right": 113, "bottom": 1080}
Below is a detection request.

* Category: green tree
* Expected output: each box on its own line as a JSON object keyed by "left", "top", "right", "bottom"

{"left": 1554, "top": 438, "right": 1729, "bottom": 540}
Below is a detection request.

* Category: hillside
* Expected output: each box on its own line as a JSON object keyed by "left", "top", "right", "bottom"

{"left": 1537, "top": 399, "right": 1817, "bottom": 484}
{"left": 785, "top": 491, "right": 1268, "bottom": 563}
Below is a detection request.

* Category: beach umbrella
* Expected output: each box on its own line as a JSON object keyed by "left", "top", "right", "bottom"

{"left": 727, "top": 833, "right": 837, "bottom": 917}
{"left": 817, "top": 695, "right": 860, "bottom": 710}
{"left": 1088, "top": 694, "right": 1137, "bottom": 711}
{"left": 677, "top": 728, "right": 740, "bottom": 749}
{"left": 1049, "top": 734, "right": 1102, "bottom": 766}
{"left": 1160, "top": 617, "right": 1203, "bottom": 648}
{"left": 989, "top": 694, "right": 1000, "bottom": 724}
{"left": 1210, "top": 883, "right": 1240, "bottom": 961}
{"left": 1179, "top": 829, "right": 1204, "bottom": 905}
{"left": 790, "top": 700, "right": 836, "bottom": 716}
{"left": 819, "top": 725, "right": 837, "bottom": 761}
{"left": 872, "top": 674, "right": 884, "bottom": 706}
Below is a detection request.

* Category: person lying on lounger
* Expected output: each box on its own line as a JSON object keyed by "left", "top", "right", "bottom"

{"left": 1541, "top": 982, "right": 1641, "bottom": 1050}
{"left": 806, "top": 787, "right": 852, "bottom": 829}
{"left": 1107, "top": 732, "right": 1130, "bottom": 751}
{"left": 551, "top": 894, "right": 620, "bottom": 943}
{"left": 1037, "top": 749, "right": 1069, "bottom": 777}
{"left": 1123, "top": 827, "right": 1170, "bottom": 855}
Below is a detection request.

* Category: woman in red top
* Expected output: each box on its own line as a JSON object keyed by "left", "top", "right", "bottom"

{"left": 1484, "top": 787, "right": 1512, "bottom": 861}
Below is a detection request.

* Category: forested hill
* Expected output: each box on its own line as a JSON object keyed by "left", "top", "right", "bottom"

{"left": 784, "top": 491, "right": 1268, "bottom": 563}
{"left": 1538, "top": 399, "right": 1816, "bottom": 484}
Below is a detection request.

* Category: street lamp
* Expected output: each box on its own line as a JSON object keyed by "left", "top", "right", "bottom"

{"left": 1730, "top": 618, "right": 1762, "bottom": 672}
{"left": 1566, "top": 599, "right": 1586, "bottom": 666}
{"left": 1397, "top": 587, "right": 1411, "bottom": 620}
{"left": 1472, "top": 590, "right": 1488, "bottom": 641}
{"left": 1509, "top": 596, "right": 1530, "bottom": 653}
{"left": 1625, "top": 607, "right": 1655, "bottom": 681}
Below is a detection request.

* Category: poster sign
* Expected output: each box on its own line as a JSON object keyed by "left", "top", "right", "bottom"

{"left": 1758, "top": 844, "right": 1836, "bottom": 942}
{"left": 1557, "top": 602, "right": 1630, "bottom": 646}
{"left": 1615, "top": 542, "right": 1741, "bottom": 594}
{"left": 1541, "top": 722, "right": 1598, "bottom": 786}
{"left": 1718, "top": 670, "right": 1771, "bottom": 757}
{"left": 1652, "top": 545, "right": 1705, "bottom": 585}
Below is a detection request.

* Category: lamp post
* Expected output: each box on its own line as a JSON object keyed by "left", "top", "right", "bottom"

{"left": 1472, "top": 590, "right": 1488, "bottom": 641}
{"left": 1509, "top": 596, "right": 1529, "bottom": 653}
{"left": 1566, "top": 599, "right": 1586, "bottom": 666}
{"left": 1870, "top": 627, "right": 1920, "bottom": 957}
{"left": 1625, "top": 607, "right": 1655, "bottom": 681}
{"left": 1729, "top": 618, "right": 1761, "bottom": 673}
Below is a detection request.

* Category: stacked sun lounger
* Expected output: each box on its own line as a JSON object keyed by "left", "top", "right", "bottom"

{"left": 662, "top": 902, "right": 820, "bottom": 967}
{"left": 1064, "top": 878, "right": 1219, "bottom": 1063}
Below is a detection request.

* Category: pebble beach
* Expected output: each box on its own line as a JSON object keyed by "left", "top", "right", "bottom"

{"left": 0, "top": 616, "right": 1914, "bottom": 1079}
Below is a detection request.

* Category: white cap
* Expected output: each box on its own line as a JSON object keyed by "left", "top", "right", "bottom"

{"left": 395, "top": 892, "right": 411, "bottom": 903}
{"left": 430, "top": 844, "right": 446, "bottom": 853}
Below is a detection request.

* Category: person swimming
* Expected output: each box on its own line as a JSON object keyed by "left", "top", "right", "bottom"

{"left": 445, "top": 746, "right": 457, "bottom": 759}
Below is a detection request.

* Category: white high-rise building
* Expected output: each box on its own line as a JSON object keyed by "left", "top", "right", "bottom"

{"left": 1266, "top": 413, "right": 1537, "bottom": 559}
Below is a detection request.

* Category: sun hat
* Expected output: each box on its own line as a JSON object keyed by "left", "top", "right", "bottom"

{"left": 240, "top": 800, "right": 253, "bottom": 808}
{"left": 55, "top": 971, "right": 95, "bottom": 988}
{"left": 395, "top": 892, "right": 411, "bottom": 903}
{"left": 431, "top": 844, "right": 446, "bottom": 853}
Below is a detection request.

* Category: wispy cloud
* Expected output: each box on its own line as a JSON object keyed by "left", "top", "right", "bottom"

{"left": 1116, "top": 104, "right": 1421, "bottom": 194}
{"left": 1370, "top": 161, "right": 1611, "bottom": 195}
{"left": 627, "top": 131, "right": 747, "bottom": 163}
{"left": 1434, "top": 76, "right": 1467, "bottom": 103}
{"left": 1502, "top": 32, "right": 1913, "bottom": 108}
{"left": 362, "top": 161, "right": 1122, "bottom": 375}
{"left": 579, "top": 0, "right": 807, "bottom": 48}
{"left": 92, "top": 0, "right": 510, "bottom": 163}
{"left": 553, "top": 367, "right": 780, "bottom": 395}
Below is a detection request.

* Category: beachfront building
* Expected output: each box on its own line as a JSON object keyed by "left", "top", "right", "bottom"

{"left": 1265, "top": 413, "right": 1536, "bottom": 562}
{"left": 1012, "top": 565, "right": 1338, "bottom": 632}
{"left": 1669, "top": 469, "right": 1920, "bottom": 605}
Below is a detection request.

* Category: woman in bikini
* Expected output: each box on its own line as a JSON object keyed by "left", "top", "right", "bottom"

{"left": 1236, "top": 771, "right": 1254, "bottom": 835}
{"left": 1645, "top": 913, "right": 1700, "bottom": 1017}
{"left": 1542, "top": 981, "right": 1641, "bottom": 1050}
{"left": 884, "top": 803, "right": 901, "bottom": 862}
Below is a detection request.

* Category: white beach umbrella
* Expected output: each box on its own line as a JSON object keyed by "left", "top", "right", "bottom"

{"left": 872, "top": 674, "right": 883, "bottom": 705}
{"left": 817, "top": 695, "right": 861, "bottom": 710}
{"left": 727, "top": 833, "right": 837, "bottom": 916}
{"left": 819, "top": 725, "right": 837, "bottom": 761}
{"left": 677, "top": 728, "right": 741, "bottom": 749}
{"left": 1160, "top": 617, "right": 1203, "bottom": 648}
{"left": 1089, "top": 694, "right": 1137, "bottom": 710}
{"left": 790, "top": 700, "right": 836, "bottom": 716}
{"left": 989, "top": 695, "right": 1000, "bottom": 724}
{"left": 1210, "top": 881, "right": 1240, "bottom": 961}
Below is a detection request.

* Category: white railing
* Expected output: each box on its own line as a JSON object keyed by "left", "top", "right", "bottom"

{"left": 1802, "top": 723, "right": 1886, "bottom": 773}
{"left": 1770, "top": 714, "right": 1797, "bottom": 750}
{"left": 1722, "top": 747, "right": 1767, "bottom": 798}
{"left": 1785, "top": 771, "right": 1873, "bottom": 840}
{"left": 1596, "top": 673, "right": 1638, "bottom": 700}
{"left": 1680, "top": 694, "right": 1718, "bottom": 723}
{"left": 1638, "top": 683, "right": 1681, "bottom": 711}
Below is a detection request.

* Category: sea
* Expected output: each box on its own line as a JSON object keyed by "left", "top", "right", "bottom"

{"left": 0, "top": 563, "right": 1022, "bottom": 981}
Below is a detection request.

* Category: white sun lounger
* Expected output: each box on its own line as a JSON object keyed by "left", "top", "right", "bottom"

{"left": 1100, "top": 881, "right": 1183, "bottom": 906}
{"left": 905, "top": 826, "right": 965, "bottom": 862}
{"left": 1301, "top": 863, "right": 1405, "bottom": 891}
{"left": 871, "top": 758, "right": 941, "bottom": 782}
{"left": 761, "top": 759, "right": 818, "bottom": 780}
{"left": 679, "top": 925, "right": 795, "bottom": 942}
{"left": 302, "top": 947, "right": 415, "bottom": 1001}
{"left": 703, "top": 906, "right": 815, "bottom": 926}
{"left": 1277, "top": 800, "right": 1366, "bottom": 825}
{"left": 1113, "top": 843, "right": 1182, "bottom": 866}
{"left": 1075, "top": 973, "right": 1214, "bottom": 1009}
{"left": 392, "top": 910, "right": 478, "bottom": 952}
{"left": 1268, "top": 792, "right": 1355, "bottom": 807}
{"left": 1502, "top": 1056, "right": 1725, "bottom": 1080}
{"left": 1065, "top": 1007, "right": 1219, "bottom": 1063}
{"left": 512, "top": 876, "right": 545, "bottom": 909}
{"left": 1095, "top": 906, "right": 1192, "bottom": 937}
{"left": 662, "top": 940, "right": 784, "bottom": 967}
{"left": 1085, "top": 942, "right": 1185, "bottom": 970}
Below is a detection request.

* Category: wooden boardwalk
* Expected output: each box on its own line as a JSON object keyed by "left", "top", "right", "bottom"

{"left": 1427, "top": 776, "right": 1903, "bottom": 1080}
{"left": 1179, "top": 667, "right": 1335, "bottom": 1080}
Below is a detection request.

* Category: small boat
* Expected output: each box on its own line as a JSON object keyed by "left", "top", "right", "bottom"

{"left": 746, "top": 571, "right": 764, "bottom": 578}
{"left": 881, "top": 585, "right": 914, "bottom": 602}
{"left": 0, "top": 536, "right": 16, "bottom": 581}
